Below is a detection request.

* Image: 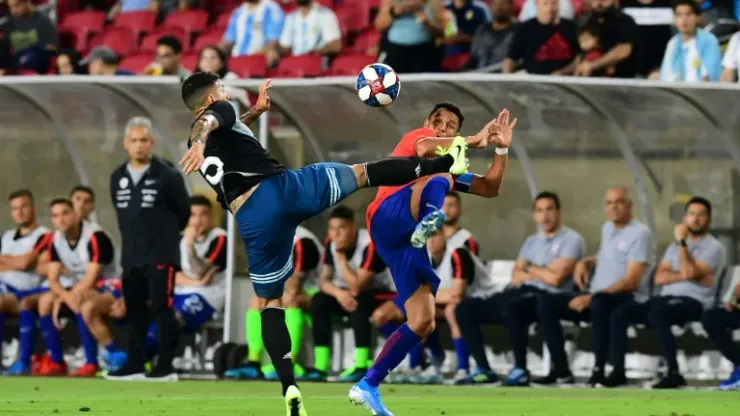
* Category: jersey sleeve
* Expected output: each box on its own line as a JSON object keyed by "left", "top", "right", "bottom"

{"left": 322, "top": 238, "right": 335, "bottom": 267}
{"left": 49, "top": 243, "right": 60, "bottom": 262}
{"left": 33, "top": 232, "right": 53, "bottom": 254}
{"left": 361, "top": 243, "right": 386, "bottom": 273}
{"left": 294, "top": 237, "right": 320, "bottom": 272}
{"left": 206, "top": 234, "right": 227, "bottom": 271}
{"left": 464, "top": 237, "right": 480, "bottom": 256}
{"left": 203, "top": 100, "right": 238, "bottom": 129}
{"left": 451, "top": 248, "right": 475, "bottom": 283}
{"left": 391, "top": 127, "right": 437, "bottom": 157}
{"left": 87, "top": 231, "right": 114, "bottom": 265}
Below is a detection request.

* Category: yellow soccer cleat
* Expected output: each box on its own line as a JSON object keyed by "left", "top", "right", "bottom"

{"left": 285, "top": 385, "right": 308, "bottom": 416}
{"left": 438, "top": 135, "right": 469, "bottom": 175}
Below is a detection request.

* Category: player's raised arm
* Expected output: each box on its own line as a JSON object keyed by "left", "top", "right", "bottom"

{"left": 239, "top": 79, "right": 271, "bottom": 126}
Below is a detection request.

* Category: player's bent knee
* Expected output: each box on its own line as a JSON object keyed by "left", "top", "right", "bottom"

{"left": 407, "top": 313, "right": 435, "bottom": 338}
{"left": 80, "top": 301, "right": 96, "bottom": 322}
{"left": 37, "top": 293, "right": 56, "bottom": 314}
{"left": 444, "top": 303, "right": 459, "bottom": 324}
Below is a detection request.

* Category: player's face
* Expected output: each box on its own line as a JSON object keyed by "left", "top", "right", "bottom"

{"left": 604, "top": 188, "right": 631, "bottom": 223}
{"left": 206, "top": 82, "right": 231, "bottom": 104}
{"left": 9, "top": 196, "right": 34, "bottom": 227}
{"left": 427, "top": 230, "right": 446, "bottom": 257}
{"left": 51, "top": 204, "right": 77, "bottom": 234}
{"left": 683, "top": 203, "right": 710, "bottom": 235}
{"left": 424, "top": 109, "right": 460, "bottom": 137}
{"left": 442, "top": 195, "right": 461, "bottom": 225}
{"left": 70, "top": 191, "right": 94, "bottom": 221}
{"left": 189, "top": 204, "right": 213, "bottom": 236}
{"left": 124, "top": 126, "right": 155, "bottom": 162}
{"left": 674, "top": 5, "right": 698, "bottom": 34}
{"left": 328, "top": 218, "right": 356, "bottom": 251}
{"left": 533, "top": 197, "right": 560, "bottom": 233}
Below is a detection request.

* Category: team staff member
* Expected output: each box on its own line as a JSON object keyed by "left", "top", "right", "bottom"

{"left": 106, "top": 116, "right": 190, "bottom": 381}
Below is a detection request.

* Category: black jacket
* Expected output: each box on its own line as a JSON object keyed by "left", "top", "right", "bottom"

{"left": 110, "top": 156, "right": 190, "bottom": 270}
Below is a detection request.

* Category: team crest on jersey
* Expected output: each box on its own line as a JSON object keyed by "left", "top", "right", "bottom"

{"left": 119, "top": 177, "right": 129, "bottom": 189}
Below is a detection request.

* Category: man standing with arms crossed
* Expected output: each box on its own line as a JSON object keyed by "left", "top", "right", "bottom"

{"left": 106, "top": 116, "right": 190, "bottom": 381}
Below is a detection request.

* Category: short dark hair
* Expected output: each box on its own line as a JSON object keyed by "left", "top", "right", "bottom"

{"left": 533, "top": 191, "right": 561, "bottom": 210}
{"left": 428, "top": 102, "right": 465, "bottom": 131}
{"left": 685, "top": 196, "right": 711, "bottom": 217}
{"left": 49, "top": 198, "right": 73, "bottom": 209}
{"left": 445, "top": 191, "right": 461, "bottom": 202}
{"left": 70, "top": 185, "right": 95, "bottom": 202}
{"left": 157, "top": 35, "right": 183, "bottom": 54}
{"left": 182, "top": 71, "right": 221, "bottom": 110}
{"left": 672, "top": 0, "right": 699, "bottom": 14}
{"left": 190, "top": 195, "right": 213, "bottom": 209}
{"left": 8, "top": 189, "right": 33, "bottom": 202}
{"left": 578, "top": 20, "right": 602, "bottom": 38}
{"left": 329, "top": 205, "right": 354, "bottom": 221}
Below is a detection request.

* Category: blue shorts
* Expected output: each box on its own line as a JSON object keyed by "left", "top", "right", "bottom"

{"left": 173, "top": 293, "right": 216, "bottom": 333}
{"left": 236, "top": 163, "right": 358, "bottom": 299}
{"left": 0, "top": 282, "right": 48, "bottom": 299}
{"left": 96, "top": 280, "right": 122, "bottom": 299}
{"left": 370, "top": 184, "right": 439, "bottom": 314}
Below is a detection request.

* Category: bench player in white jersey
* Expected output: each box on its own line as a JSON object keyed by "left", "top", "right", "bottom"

{"left": 442, "top": 191, "right": 480, "bottom": 255}
{"left": 1, "top": 189, "right": 53, "bottom": 375}
{"left": 33, "top": 198, "right": 117, "bottom": 377}
{"left": 228, "top": 224, "right": 323, "bottom": 381}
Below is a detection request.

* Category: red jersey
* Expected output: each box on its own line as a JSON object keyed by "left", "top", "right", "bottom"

{"left": 366, "top": 127, "right": 435, "bottom": 225}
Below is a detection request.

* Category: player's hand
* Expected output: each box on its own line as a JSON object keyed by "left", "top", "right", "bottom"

{"left": 568, "top": 294, "right": 591, "bottom": 312}
{"left": 673, "top": 224, "right": 689, "bottom": 242}
{"left": 573, "top": 260, "right": 590, "bottom": 291}
{"left": 52, "top": 296, "right": 64, "bottom": 330}
{"left": 199, "top": 271, "right": 216, "bottom": 286}
{"left": 183, "top": 223, "right": 197, "bottom": 246}
{"left": 725, "top": 300, "right": 737, "bottom": 311}
{"left": 490, "top": 109, "right": 517, "bottom": 149}
{"left": 63, "top": 290, "right": 83, "bottom": 312}
{"left": 110, "top": 298, "right": 126, "bottom": 319}
{"left": 575, "top": 61, "right": 593, "bottom": 77}
{"left": 334, "top": 250, "right": 348, "bottom": 264}
{"left": 179, "top": 141, "right": 205, "bottom": 175}
{"left": 337, "top": 291, "right": 358, "bottom": 312}
{"left": 253, "top": 78, "right": 272, "bottom": 114}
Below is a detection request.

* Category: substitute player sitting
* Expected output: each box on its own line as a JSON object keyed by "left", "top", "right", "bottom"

{"left": 350, "top": 105, "right": 516, "bottom": 416}
{"left": 178, "top": 72, "right": 488, "bottom": 415}
{"left": 36, "top": 198, "right": 117, "bottom": 376}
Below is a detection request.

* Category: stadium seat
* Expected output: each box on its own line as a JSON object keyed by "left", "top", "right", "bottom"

{"left": 140, "top": 28, "right": 189, "bottom": 54}
{"left": 334, "top": 2, "right": 370, "bottom": 33}
{"left": 214, "top": 12, "right": 232, "bottom": 30}
{"left": 181, "top": 53, "right": 199, "bottom": 72}
{"left": 513, "top": 0, "right": 526, "bottom": 16}
{"left": 163, "top": 10, "right": 209, "bottom": 44}
{"left": 91, "top": 27, "right": 137, "bottom": 57}
{"left": 441, "top": 52, "right": 470, "bottom": 72}
{"left": 193, "top": 32, "right": 225, "bottom": 53}
{"left": 112, "top": 11, "right": 157, "bottom": 41}
{"left": 348, "top": 28, "right": 380, "bottom": 55}
{"left": 119, "top": 54, "right": 151, "bottom": 73}
{"left": 326, "top": 53, "right": 374, "bottom": 76}
{"left": 275, "top": 54, "right": 323, "bottom": 78}
{"left": 58, "top": 10, "right": 106, "bottom": 52}
{"left": 16, "top": 69, "right": 38, "bottom": 76}
{"left": 230, "top": 55, "right": 268, "bottom": 78}
{"left": 204, "top": 0, "right": 241, "bottom": 15}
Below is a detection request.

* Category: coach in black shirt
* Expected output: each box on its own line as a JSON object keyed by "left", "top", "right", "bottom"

{"left": 106, "top": 116, "right": 190, "bottom": 381}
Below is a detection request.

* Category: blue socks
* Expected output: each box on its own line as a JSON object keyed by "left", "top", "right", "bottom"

{"left": 18, "top": 309, "right": 36, "bottom": 364}
{"left": 365, "top": 324, "right": 422, "bottom": 387}
{"left": 39, "top": 314, "right": 64, "bottom": 363}
{"left": 453, "top": 337, "right": 469, "bottom": 371}
{"left": 0, "top": 312, "right": 4, "bottom": 352}
{"left": 379, "top": 322, "right": 400, "bottom": 339}
{"left": 76, "top": 313, "right": 98, "bottom": 365}
{"left": 408, "top": 344, "right": 423, "bottom": 369}
{"left": 418, "top": 176, "right": 451, "bottom": 219}
{"left": 105, "top": 342, "right": 121, "bottom": 353}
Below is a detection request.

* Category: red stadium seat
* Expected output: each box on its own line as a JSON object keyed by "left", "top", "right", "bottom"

{"left": 113, "top": 11, "right": 157, "bottom": 41}
{"left": 348, "top": 28, "right": 380, "bottom": 55}
{"left": 59, "top": 10, "right": 106, "bottom": 52}
{"left": 513, "top": 0, "right": 526, "bottom": 16}
{"left": 140, "top": 28, "right": 189, "bottom": 54}
{"left": 441, "top": 52, "right": 470, "bottom": 72}
{"left": 193, "top": 32, "right": 224, "bottom": 52}
{"left": 204, "top": 0, "right": 240, "bottom": 15}
{"left": 181, "top": 53, "right": 199, "bottom": 72}
{"left": 326, "top": 53, "right": 374, "bottom": 76}
{"left": 92, "top": 27, "right": 137, "bottom": 57}
{"left": 230, "top": 55, "right": 268, "bottom": 78}
{"left": 275, "top": 54, "right": 322, "bottom": 78}
{"left": 163, "top": 10, "right": 209, "bottom": 44}
{"left": 16, "top": 69, "right": 38, "bottom": 76}
{"left": 214, "top": 12, "right": 232, "bottom": 30}
{"left": 334, "top": 2, "right": 369, "bottom": 33}
{"left": 119, "top": 53, "right": 151, "bottom": 73}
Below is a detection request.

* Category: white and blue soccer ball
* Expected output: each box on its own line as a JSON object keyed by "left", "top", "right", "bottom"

{"left": 356, "top": 63, "right": 400, "bottom": 107}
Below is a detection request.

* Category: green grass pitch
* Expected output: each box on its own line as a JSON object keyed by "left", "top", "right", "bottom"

{"left": 0, "top": 377, "right": 736, "bottom": 416}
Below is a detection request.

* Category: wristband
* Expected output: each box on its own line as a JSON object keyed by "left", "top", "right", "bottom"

{"left": 679, "top": 239, "right": 687, "bottom": 247}
{"left": 495, "top": 147, "right": 509, "bottom": 155}
{"left": 453, "top": 172, "right": 475, "bottom": 193}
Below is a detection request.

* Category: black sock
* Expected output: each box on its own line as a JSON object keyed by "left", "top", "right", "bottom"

{"left": 261, "top": 307, "right": 297, "bottom": 395}
{"left": 155, "top": 310, "right": 180, "bottom": 371}
{"left": 363, "top": 155, "right": 454, "bottom": 187}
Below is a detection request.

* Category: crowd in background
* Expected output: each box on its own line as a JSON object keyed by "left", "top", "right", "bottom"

{"left": 2, "top": 0, "right": 740, "bottom": 82}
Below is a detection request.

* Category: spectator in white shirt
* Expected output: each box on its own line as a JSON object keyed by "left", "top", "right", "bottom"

{"left": 220, "top": 0, "right": 285, "bottom": 65}
{"left": 720, "top": 31, "right": 740, "bottom": 82}
{"left": 279, "top": 0, "right": 342, "bottom": 57}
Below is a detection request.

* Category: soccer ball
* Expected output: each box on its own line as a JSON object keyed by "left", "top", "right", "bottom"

{"left": 356, "top": 63, "right": 401, "bottom": 107}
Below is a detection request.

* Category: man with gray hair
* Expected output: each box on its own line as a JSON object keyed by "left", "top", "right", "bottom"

{"left": 81, "top": 46, "right": 133, "bottom": 75}
{"left": 536, "top": 186, "right": 654, "bottom": 387}
{"left": 106, "top": 116, "right": 190, "bottom": 381}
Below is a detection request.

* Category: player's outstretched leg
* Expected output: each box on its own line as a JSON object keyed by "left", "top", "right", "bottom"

{"left": 410, "top": 175, "right": 452, "bottom": 248}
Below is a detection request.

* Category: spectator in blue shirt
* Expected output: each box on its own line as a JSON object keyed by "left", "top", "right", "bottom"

{"left": 220, "top": 0, "right": 285, "bottom": 66}
{"left": 444, "top": 0, "right": 491, "bottom": 55}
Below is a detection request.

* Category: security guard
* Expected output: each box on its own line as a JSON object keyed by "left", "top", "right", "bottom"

{"left": 105, "top": 116, "right": 190, "bottom": 381}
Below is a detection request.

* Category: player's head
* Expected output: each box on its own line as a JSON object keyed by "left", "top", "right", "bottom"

{"left": 182, "top": 72, "right": 231, "bottom": 112}
{"left": 424, "top": 102, "right": 464, "bottom": 137}
{"left": 533, "top": 191, "right": 561, "bottom": 233}
{"left": 427, "top": 228, "right": 447, "bottom": 258}
{"left": 442, "top": 191, "right": 462, "bottom": 226}
{"left": 70, "top": 185, "right": 95, "bottom": 222}
{"left": 673, "top": 0, "right": 700, "bottom": 36}
{"left": 605, "top": 186, "right": 632, "bottom": 224}
{"left": 328, "top": 205, "right": 357, "bottom": 251}
{"left": 49, "top": 198, "right": 78, "bottom": 234}
{"left": 684, "top": 196, "right": 711, "bottom": 235}
{"left": 189, "top": 195, "right": 214, "bottom": 236}
{"left": 8, "top": 189, "right": 35, "bottom": 227}
{"left": 123, "top": 116, "right": 155, "bottom": 164}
